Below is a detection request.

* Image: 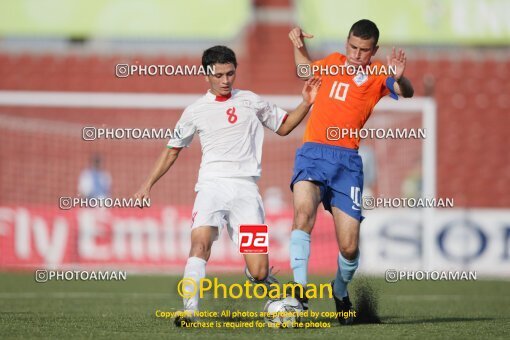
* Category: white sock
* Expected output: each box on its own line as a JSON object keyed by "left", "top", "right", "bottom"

{"left": 182, "top": 256, "right": 206, "bottom": 312}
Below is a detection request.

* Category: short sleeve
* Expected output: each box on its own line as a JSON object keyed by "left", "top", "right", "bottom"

{"left": 253, "top": 95, "right": 288, "bottom": 132}
{"left": 167, "top": 107, "right": 196, "bottom": 148}
{"left": 311, "top": 56, "right": 328, "bottom": 70}
{"left": 311, "top": 52, "right": 343, "bottom": 76}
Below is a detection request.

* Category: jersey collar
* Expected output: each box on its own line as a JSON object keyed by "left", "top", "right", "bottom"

{"left": 206, "top": 90, "right": 233, "bottom": 102}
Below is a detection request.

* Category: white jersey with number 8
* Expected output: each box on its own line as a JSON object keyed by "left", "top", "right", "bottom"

{"left": 167, "top": 89, "right": 288, "bottom": 185}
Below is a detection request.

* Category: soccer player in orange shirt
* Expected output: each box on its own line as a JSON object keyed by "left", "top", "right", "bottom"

{"left": 287, "top": 19, "right": 414, "bottom": 325}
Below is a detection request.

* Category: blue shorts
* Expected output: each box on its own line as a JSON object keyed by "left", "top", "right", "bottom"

{"left": 290, "top": 142, "right": 364, "bottom": 221}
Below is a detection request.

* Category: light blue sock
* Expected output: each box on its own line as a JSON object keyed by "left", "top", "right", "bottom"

{"left": 333, "top": 252, "right": 359, "bottom": 299}
{"left": 289, "top": 230, "right": 311, "bottom": 286}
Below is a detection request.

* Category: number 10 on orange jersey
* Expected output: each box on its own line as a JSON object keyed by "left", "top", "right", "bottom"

{"left": 329, "top": 81, "right": 349, "bottom": 101}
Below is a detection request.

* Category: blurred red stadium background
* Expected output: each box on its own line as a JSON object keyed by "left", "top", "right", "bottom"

{"left": 1, "top": 0, "right": 509, "bottom": 276}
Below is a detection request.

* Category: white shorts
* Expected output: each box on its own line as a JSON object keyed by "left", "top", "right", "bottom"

{"left": 191, "top": 177, "right": 265, "bottom": 245}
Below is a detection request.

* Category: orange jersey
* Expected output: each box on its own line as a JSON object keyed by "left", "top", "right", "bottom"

{"left": 304, "top": 52, "right": 393, "bottom": 149}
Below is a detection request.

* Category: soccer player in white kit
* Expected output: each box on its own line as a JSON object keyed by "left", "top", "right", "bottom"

{"left": 134, "top": 46, "right": 320, "bottom": 325}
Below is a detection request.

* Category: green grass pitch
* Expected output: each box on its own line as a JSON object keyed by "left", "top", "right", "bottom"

{"left": 1, "top": 272, "right": 509, "bottom": 339}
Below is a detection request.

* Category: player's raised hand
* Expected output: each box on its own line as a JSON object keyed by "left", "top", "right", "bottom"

{"left": 289, "top": 27, "right": 314, "bottom": 49}
{"left": 302, "top": 77, "right": 321, "bottom": 104}
{"left": 387, "top": 47, "right": 406, "bottom": 80}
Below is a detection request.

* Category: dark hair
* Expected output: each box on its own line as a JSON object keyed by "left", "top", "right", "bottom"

{"left": 202, "top": 45, "right": 237, "bottom": 70}
{"left": 348, "top": 19, "right": 379, "bottom": 46}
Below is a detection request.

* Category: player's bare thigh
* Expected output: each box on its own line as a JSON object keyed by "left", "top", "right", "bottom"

{"left": 292, "top": 181, "right": 322, "bottom": 233}
{"left": 189, "top": 226, "right": 218, "bottom": 261}
{"left": 331, "top": 207, "right": 360, "bottom": 260}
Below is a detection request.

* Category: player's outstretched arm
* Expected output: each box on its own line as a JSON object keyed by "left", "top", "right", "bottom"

{"left": 276, "top": 77, "right": 321, "bottom": 136}
{"left": 387, "top": 47, "right": 414, "bottom": 98}
{"left": 289, "top": 27, "right": 313, "bottom": 70}
{"left": 394, "top": 76, "right": 414, "bottom": 98}
{"left": 133, "top": 147, "right": 181, "bottom": 203}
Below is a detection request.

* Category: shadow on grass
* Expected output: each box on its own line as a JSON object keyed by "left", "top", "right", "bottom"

{"left": 353, "top": 276, "right": 381, "bottom": 324}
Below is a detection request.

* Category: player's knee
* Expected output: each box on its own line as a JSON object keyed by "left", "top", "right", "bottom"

{"left": 339, "top": 245, "right": 358, "bottom": 261}
{"left": 293, "top": 210, "right": 315, "bottom": 233}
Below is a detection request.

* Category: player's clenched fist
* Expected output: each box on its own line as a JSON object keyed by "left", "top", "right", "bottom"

{"left": 289, "top": 27, "right": 314, "bottom": 49}
{"left": 133, "top": 186, "right": 150, "bottom": 208}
